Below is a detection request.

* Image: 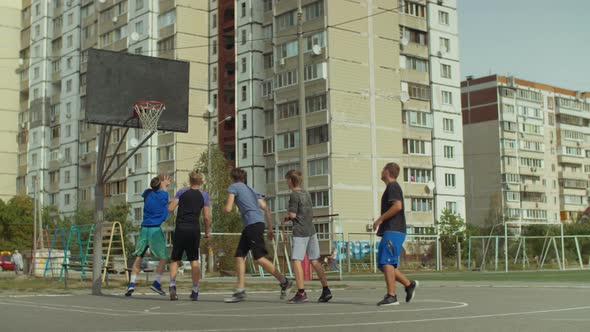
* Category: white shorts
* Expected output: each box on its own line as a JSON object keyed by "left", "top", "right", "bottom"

{"left": 291, "top": 234, "right": 321, "bottom": 261}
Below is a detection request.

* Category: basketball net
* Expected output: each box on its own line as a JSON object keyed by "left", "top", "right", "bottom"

{"left": 133, "top": 101, "right": 165, "bottom": 133}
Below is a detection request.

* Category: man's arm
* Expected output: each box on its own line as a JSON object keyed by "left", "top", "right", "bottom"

{"left": 373, "top": 200, "right": 403, "bottom": 230}
{"left": 168, "top": 199, "right": 179, "bottom": 213}
{"left": 223, "top": 193, "right": 235, "bottom": 214}
{"left": 258, "top": 198, "right": 274, "bottom": 240}
{"left": 202, "top": 206, "right": 211, "bottom": 238}
{"left": 284, "top": 193, "right": 298, "bottom": 222}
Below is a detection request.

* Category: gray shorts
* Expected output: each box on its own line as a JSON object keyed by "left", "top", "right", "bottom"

{"left": 291, "top": 234, "right": 321, "bottom": 261}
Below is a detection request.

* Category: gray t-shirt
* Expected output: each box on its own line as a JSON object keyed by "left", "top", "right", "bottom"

{"left": 288, "top": 190, "right": 316, "bottom": 237}
{"left": 228, "top": 182, "right": 265, "bottom": 227}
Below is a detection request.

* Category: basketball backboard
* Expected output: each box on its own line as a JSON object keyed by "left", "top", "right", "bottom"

{"left": 85, "top": 48, "right": 190, "bottom": 132}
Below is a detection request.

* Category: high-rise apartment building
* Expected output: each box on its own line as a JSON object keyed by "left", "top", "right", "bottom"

{"left": 17, "top": 0, "right": 209, "bottom": 223}
{"left": 208, "top": 0, "right": 465, "bottom": 235}
{"left": 0, "top": 0, "right": 21, "bottom": 201}
{"left": 462, "top": 75, "right": 590, "bottom": 226}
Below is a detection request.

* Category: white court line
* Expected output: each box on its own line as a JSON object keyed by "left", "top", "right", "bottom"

{"left": 0, "top": 301, "right": 129, "bottom": 317}
{"left": 0, "top": 294, "right": 73, "bottom": 298}
{"left": 107, "top": 305, "right": 590, "bottom": 332}
{"left": 0, "top": 299, "right": 149, "bottom": 315}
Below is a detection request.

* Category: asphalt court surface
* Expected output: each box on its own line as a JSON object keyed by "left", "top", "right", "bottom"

{"left": 1, "top": 283, "right": 589, "bottom": 332}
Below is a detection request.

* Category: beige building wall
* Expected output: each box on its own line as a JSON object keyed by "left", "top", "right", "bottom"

{"left": 0, "top": 0, "right": 21, "bottom": 201}
{"left": 327, "top": 0, "right": 401, "bottom": 234}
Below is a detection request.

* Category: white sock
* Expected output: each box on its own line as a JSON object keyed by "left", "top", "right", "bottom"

{"left": 154, "top": 274, "right": 162, "bottom": 283}
{"left": 192, "top": 284, "right": 199, "bottom": 293}
{"left": 130, "top": 274, "right": 137, "bottom": 284}
{"left": 170, "top": 279, "right": 176, "bottom": 287}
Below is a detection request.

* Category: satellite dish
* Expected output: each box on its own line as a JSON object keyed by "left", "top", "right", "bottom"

{"left": 400, "top": 37, "right": 409, "bottom": 46}
{"left": 312, "top": 44, "right": 322, "bottom": 56}
{"left": 207, "top": 104, "right": 215, "bottom": 113}
{"left": 427, "top": 181, "right": 435, "bottom": 191}
{"left": 130, "top": 138, "right": 139, "bottom": 148}
{"left": 400, "top": 91, "right": 410, "bottom": 103}
{"left": 130, "top": 32, "right": 140, "bottom": 41}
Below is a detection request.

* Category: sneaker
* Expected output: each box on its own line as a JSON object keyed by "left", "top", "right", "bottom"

{"left": 150, "top": 281, "right": 166, "bottom": 296}
{"left": 405, "top": 280, "right": 418, "bottom": 303}
{"left": 190, "top": 291, "right": 199, "bottom": 301}
{"left": 377, "top": 294, "right": 399, "bottom": 306}
{"left": 280, "top": 279, "right": 293, "bottom": 300}
{"left": 169, "top": 286, "right": 178, "bottom": 301}
{"left": 288, "top": 292, "right": 309, "bottom": 304}
{"left": 124, "top": 282, "right": 135, "bottom": 297}
{"left": 318, "top": 289, "right": 333, "bottom": 303}
{"left": 224, "top": 290, "right": 247, "bottom": 303}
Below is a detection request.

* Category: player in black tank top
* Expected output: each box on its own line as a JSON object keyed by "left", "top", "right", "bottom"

{"left": 167, "top": 171, "right": 211, "bottom": 301}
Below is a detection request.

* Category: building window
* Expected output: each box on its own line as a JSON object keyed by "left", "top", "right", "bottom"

{"left": 402, "top": 110, "right": 432, "bottom": 128}
{"left": 402, "top": 56, "right": 428, "bottom": 72}
{"left": 241, "top": 143, "right": 247, "bottom": 159}
{"left": 446, "top": 201, "right": 457, "bottom": 214}
{"left": 307, "top": 125, "right": 329, "bottom": 145}
{"left": 136, "top": 0, "right": 144, "bottom": 11}
{"left": 306, "top": 94, "right": 327, "bottom": 113}
{"left": 66, "top": 80, "right": 72, "bottom": 93}
{"left": 241, "top": 113, "right": 247, "bottom": 130}
{"left": 64, "top": 170, "right": 71, "bottom": 184}
{"left": 441, "top": 64, "right": 452, "bottom": 78}
{"left": 277, "top": 10, "right": 296, "bottom": 30}
{"left": 241, "top": 85, "right": 247, "bottom": 102}
{"left": 261, "top": 80, "right": 273, "bottom": 97}
{"left": 442, "top": 90, "right": 453, "bottom": 105}
{"left": 303, "top": 0, "right": 324, "bottom": 21}
{"left": 444, "top": 145, "right": 455, "bottom": 159}
{"left": 403, "top": 139, "right": 428, "bottom": 155}
{"left": 157, "top": 37, "right": 175, "bottom": 53}
{"left": 439, "top": 11, "right": 449, "bottom": 25}
{"left": 241, "top": 57, "right": 247, "bottom": 73}
{"left": 263, "top": 138, "right": 274, "bottom": 155}
{"left": 404, "top": 168, "right": 432, "bottom": 183}
{"left": 134, "top": 47, "right": 143, "bottom": 54}
{"left": 265, "top": 168, "right": 275, "bottom": 184}
{"left": 263, "top": 53, "right": 273, "bottom": 69}
{"left": 400, "top": 26, "right": 427, "bottom": 45}
{"left": 158, "top": 10, "right": 176, "bottom": 29}
{"left": 440, "top": 37, "right": 450, "bottom": 53}
{"left": 401, "top": 0, "right": 426, "bottom": 18}
{"left": 411, "top": 198, "right": 432, "bottom": 212}
{"left": 33, "top": 67, "right": 39, "bottom": 79}
{"left": 67, "top": 13, "right": 73, "bottom": 26}
{"left": 308, "top": 158, "right": 329, "bottom": 176}
{"left": 277, "top": 131, "right": 299, "bottom": 150}
{"left": 241, "top": 29, "right": 247, "bottom": 45}
{"left": 408, "top": 83, "right": 430, "bottom": 100}
{"left": 64, "top": 194, "right": 71, "bottom": 206}
{"left": 503, "top": 104, "right": 514, "bottom": 113}
{"left": 65, "top": 125, "right": 71, "bottom": 137}
{"left": 212, "top": 39, "right": 217, "bottom": 55}
{"left": 443, "top": 118, "right": 454, "bottom": 133}
{"left": 264, "top": 110, "right": 274, "bottom": 125}
{"left": 134, "top": 207, "right": 143, "bottom": 221}
{"left": 445, "top": 173, "right": 456, "bottom": 188}
{"left": 241, "top": 2, "right": 246, "bottom": 18}
{"left": 310, "top": 190, "right": 329, "bottom": 207}
{"left": 212, "top": 66, "right": 217, "bottom": 82}
{"left": 212, "top": 13, "right": 217, "bottom": 28}
{"left": 135, "top": 21, "right": 144, "bottom": 34}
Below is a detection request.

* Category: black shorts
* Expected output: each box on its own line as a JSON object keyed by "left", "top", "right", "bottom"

{"left": 235, "top": 222, "right": 268, "bottom": 260}
{"left": 171, "top": 225, "right": 201, "bottom": 262}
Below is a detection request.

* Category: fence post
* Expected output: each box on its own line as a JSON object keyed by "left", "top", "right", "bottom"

{"left": 467, "top": 237, "right": 472, "bottom": 271}
{"left": 347, "top": 233, "right": 351, "bottom": 273}
{"left": 495, "top": 236, "right": 499, "bottom": 272}
{"left": 574, "top": 236, "right": 583, "bottom": 269}
{"left": 372, "top": 232, "right": 377, "bottom": 274}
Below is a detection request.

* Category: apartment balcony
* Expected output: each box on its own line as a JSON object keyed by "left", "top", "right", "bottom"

{"left": 20, "top": 79, "right": 29, "bottom": 91}
{"left": 79, "top": 152, "right": 97, "bottom": 166}
{"left": 557, "top": 154, "right": 584, "bottom": 165}
{"left": 157, "top": 160, "right": 174, "bottom": 174}
{"left": 399, "top": 14, "right": 427, "bottom": 32}
{"left": 18, "top": 165, "right": 27, "bottom": 175}
{"left": 79, "top": 176, "right": 95, "bottom": 188}
{"left": 52, "top": 71, "right": 61, "bottom": 82}
{"left": 48, "top": 160, "right": 60, "bottom": 170}
{"left": 519, "top": 166, "right": 543, "bottom": 177}
{"left": 81, "top": 14, "right": 95, "bottom": 29}
{"left": 521, "top": 183, "right": 545, "bottom": 193}
{"left": 559, "top": 170, "right": 587, "bottom": 181}
{"left": 48, "top": 183, "right": 60, "bottom": 193}
{"left": 404, "top": 182, "right": 434, "bottom": 198}
{"left": 401, "top": 43, "right": 428, "bottom": 58}
{"left": 521, "top": 201, "right": 547, "bottom": 210}
{"left": 51, "top": 94, "right": 60, "bottom": 104}
{"left": 405, "top": 211, "right": 433, "bottom": 224}
{"left": 400, "top": 69, "right": 429, "bottom": 86}
{"left": 159, "top": 0, "right": 175, "bottom": 13}
{"left": 20, "top": 29, "right": 31, "bottom": 50}
{"left": 159, "top": 25, "right": 175, "bottom": 40}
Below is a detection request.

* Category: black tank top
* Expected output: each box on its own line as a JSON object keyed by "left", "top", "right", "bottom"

{"left": 176, "top": 189, "right": 204, "bottom": 228}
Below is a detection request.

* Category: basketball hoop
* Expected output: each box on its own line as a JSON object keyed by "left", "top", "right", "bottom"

{"left": 133, "top": 100, "right": 165, "bottom": 132}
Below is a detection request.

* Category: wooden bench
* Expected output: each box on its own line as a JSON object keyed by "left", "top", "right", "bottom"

{"left": 123, "top": 268, "right": 155, "bottom": 283}
{"left": 62, "top": 263, "right": 114, "bottom": 289}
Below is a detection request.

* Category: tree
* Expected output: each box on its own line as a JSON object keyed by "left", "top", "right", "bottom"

{"left": 437, "top": 208, "right": 466, "bottom": 269}
{"left": 0, "top": 196, "right": 34, "bottom": 251}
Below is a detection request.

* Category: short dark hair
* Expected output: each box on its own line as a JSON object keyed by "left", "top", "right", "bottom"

{"left": 150, "top": 176, "right": 161, "bottom": 190}
{"left": 231, "top": 168, "right": 247, "bottom": 183}
{"left": 285, "top": 169, "right": 302, "bottom": 187}
{"left": 384, "top": 162, "right": 400, "bottom": 179}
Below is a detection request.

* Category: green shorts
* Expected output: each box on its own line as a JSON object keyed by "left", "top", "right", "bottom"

{"left": 133, "top": 227, "right": 167, "bottom": 260}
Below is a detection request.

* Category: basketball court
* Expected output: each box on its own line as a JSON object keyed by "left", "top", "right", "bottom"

{"left": 1, "top": 281, "right": 589, "bottom": 331}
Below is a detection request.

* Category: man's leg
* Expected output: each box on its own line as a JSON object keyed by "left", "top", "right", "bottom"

{"left": 291, "top": 259, "right": 304, "bottom": 290}
{"left": 189, "top": 260, "right": 201, "bottom": 300}
{"left": 125, "top": 256, "right": 142, "bottom": 296}
{"left": 310, "top": 260, "right": 328, "bottom": 288}
{"left": 255, "top": 257, "right": 285, "bottom": 281}
{"left": 382, "top": 264, "right": 397, "bottom": 296}
{"left": 394, "top": 268, "right": 411, "bottom": 287}
{"left": 169, "top": 260, "right": 179, "bottom": 300}
{"left": 235, "top": 256, "right": 246, "bottom": 290}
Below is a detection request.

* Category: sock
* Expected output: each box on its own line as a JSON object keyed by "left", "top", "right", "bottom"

{"left": 236, "top": 288, "right": 245, "bottom": 293}
{"left": 192, "top": 283, "right": 199, "bottom": 293}
{"left": 279, "top": 276, "right": 287, "bottom": 285}
{"left": 298, "top": 289, "right": 305, "bottom": 294}
{"left": 322, "top": 286, "right": 329, "bottom": 291}
{"left": 130, "top": 274, "right": 137, "bottom": 284}
{"left": 154, "top": 274, "right": 162, "bottom": 283}
{"left": 170, "top": 279, "right": 176, "bottom": 288}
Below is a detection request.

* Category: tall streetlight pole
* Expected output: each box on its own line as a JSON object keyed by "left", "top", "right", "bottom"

{"left": 297, "top": 0, "right": 308, "bottom": 189}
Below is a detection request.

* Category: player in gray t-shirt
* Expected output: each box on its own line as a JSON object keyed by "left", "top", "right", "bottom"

{"left": 283, "top": 170, "right": 332, "bottom": 304}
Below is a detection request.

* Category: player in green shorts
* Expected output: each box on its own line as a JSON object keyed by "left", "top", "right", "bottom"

{"left": 125, "top": 175, "right": 170, "bottom": 297}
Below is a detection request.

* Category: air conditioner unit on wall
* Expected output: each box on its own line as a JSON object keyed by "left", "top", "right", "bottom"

{"left": 366, "top": 223, "right": 373, "bottom": 232}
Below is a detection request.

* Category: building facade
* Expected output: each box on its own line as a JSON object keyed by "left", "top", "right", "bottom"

{"left": 462, "top": 75, "right": 590, "bottom": 226}
{"left": 208, "top": 0, "right": 466, "bottom": 235}
{"left": 17, "top": 0, "right": 209, "bottom": 223}
{"left": 0, "top": 0, "right": 21, "bottom": 201}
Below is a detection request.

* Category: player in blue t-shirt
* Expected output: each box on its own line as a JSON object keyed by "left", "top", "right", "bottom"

{"left": 223, "top": 168, "right": 292, "bottom": 303}
{"left": 125, "top": 175, "right": 171, "bottom": 297}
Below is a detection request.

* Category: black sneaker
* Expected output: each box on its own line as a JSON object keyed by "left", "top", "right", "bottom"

{"left": 190, "top": 291, "right": 199, "bottom": 301}
{"left": 169, "top": 286, "right": 178, "bottom": 301}
{"left": 288, "top": 292, "right": 309, "bottom": 304}
{"left": 377, "top": 294, "right": 399, "bottom": 306}
{"left": 224, "top": 290, "right": 247, "bottom": 303}
{"left": 280, "top": 279, "right": 293, "bottom": 300}
{"left": 405, "top": 280, "right": 418, "bottom": 303}
{"left": 318, "top": 289, "right": 333, "bottom": 303}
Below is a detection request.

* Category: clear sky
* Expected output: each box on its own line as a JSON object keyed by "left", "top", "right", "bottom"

{"left": 458, "top": 0, "right": 590, "bottom": 91}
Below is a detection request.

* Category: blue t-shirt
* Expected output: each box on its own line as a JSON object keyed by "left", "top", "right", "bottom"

{"left": 227, "top": 182, "right": 264, "bottom": 227}
{"left": 141, "top": 189, "right": 169, "bottom": 227}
